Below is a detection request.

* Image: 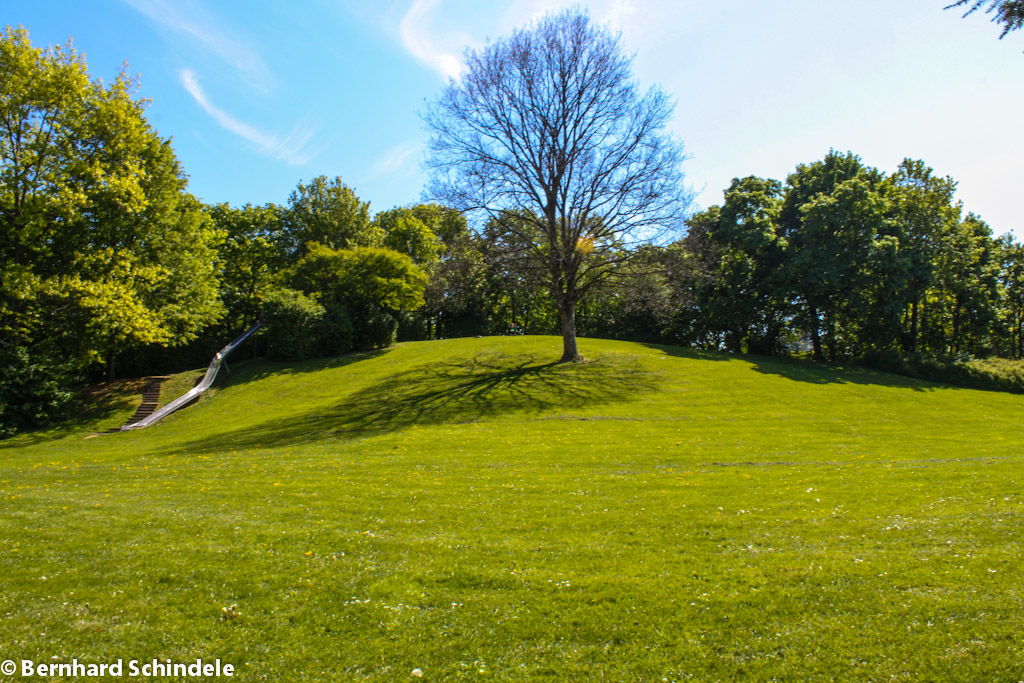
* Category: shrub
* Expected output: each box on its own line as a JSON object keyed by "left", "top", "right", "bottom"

{"left": 260, "top": 288, "right": 326, "bottom": 360}
{"left": 858, "top": 350, "right": 1024, "bottom": 394}
{"left": 0, "top": 346, "right": 75, "bottom": 437}
{"left": 314, "top": 305, "right": 355, "bottom": 357}
{"left": 356, "top": 311, "right": 399, "bottom": 349}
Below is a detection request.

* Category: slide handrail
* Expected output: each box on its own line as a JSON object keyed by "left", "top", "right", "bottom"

{"left": 121, "top": 320, "right": 262, "bottom": 431}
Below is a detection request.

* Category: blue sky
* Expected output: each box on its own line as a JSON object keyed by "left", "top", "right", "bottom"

{"left": 5, "top": 1, "right": 1023, "bottom": 236}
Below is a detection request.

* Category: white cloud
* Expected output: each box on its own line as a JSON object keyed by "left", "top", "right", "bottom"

{"left": 123, "top": 0, "right": 274, "bottom": 91}
{"left": 399, "top": 0, "right": 464, "bottom": 80}
{"left": 369, "top": 140, "right": 423, "bottom": 178}
{"left": 179, "top": 69, "right": 322, "bottom": 166}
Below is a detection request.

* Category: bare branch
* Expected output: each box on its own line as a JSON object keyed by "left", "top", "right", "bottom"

{"left": 422, "top": 9, "right": 691, "bottom": 361}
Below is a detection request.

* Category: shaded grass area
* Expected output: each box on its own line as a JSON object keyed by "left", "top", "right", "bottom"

{"left": 860, "top": 349, "right": 1024, "bottom": 394}
{"left": 1, "top": 378, "right": 146, "bottom": 448}
{"left": 2, "top": 336, "right": 1023, "bottom": 681}
{"left": 172, "top": 349, "right": 655, "bottom": 454}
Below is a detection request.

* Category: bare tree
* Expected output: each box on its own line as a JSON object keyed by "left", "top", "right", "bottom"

{"left": 423, "top": 9, "right": 690, "bottom": 361}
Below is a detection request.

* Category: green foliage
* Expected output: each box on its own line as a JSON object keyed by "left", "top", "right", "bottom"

{"left": 287, "top": 244, "right": 426, "bottom": 352}
{"left": 676, "top": 150, "right": 1020, "bottom": 367}
{"left": 705, "top": 176, "right": 789, "bottom": 353}
{"left": 316, "top": 305, "right": 356, "bottom": 357}
{"left": 995, "top": 235, "right": 1024, "bottom": 357}
{"left": 409, "top": 203, "right": 470, "bottom": 245}
{"left": 292, "top": 244, "right": 426, "bottom": 311}
{"left": 888, "top": 159, "right": 962, "bottom": 353}
{"left": 477, "top": 213, "right": 558, "bottom": 335}
{"left": 926, "top": 213, "right": 1001, "bottom": 355}
{"left": 374, "top": 206, "right": 444, "bottom": 265}
{"left": 208, "top": 202, "right": 288, "bottom": 330}
{"left": 286, "top": 175, "right": 380, "bottom": 253}
{"left": 413, "top": 205, "right": 488, "bottom": 339}
{"left": 0, "top": 26, "right": 222, "bottom": 384}
{"left": 780, "top": 152, "right": 889, "bottom": 360}
{"left": 0, "top": 345, "right": 74, "bottom": 437}
{"left": 258, "top": 287, "right": 326, "bottom": 361}
{"left": 334, "top": 246, "right": 427, "bottom": 311}
{"left": 358, "top": 311, "right": 399, "bottom": 349}
{"left": 578, "top": 246, "right": 674, "bottom": 343}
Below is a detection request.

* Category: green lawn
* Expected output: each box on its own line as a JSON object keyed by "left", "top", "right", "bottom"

{"left": 2, "top": 336, "right": 1022, "bottom": 681}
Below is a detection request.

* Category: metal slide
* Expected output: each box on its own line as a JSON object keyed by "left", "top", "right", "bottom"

{"left": 121, "top": 320, "right": 262, "bottom": 431}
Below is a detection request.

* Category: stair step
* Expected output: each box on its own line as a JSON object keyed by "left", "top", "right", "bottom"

{"left": 121, "top": 377, "right": 169, "bottom": 428}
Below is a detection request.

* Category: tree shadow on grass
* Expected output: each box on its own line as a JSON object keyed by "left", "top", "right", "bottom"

{"left": 166, "top": 351, "right": 657, "bottom": 454}
{"left": 637, "top": 342, "right": 731, "bottom": 362}
{"left": 0, "top": 377, "right": 153, "bottom": 448}
{"left": 216, "top": 349, "right": 392, "bottom": 387}
{"left": 744, "top": 355, "right": 932, "bottom": 391}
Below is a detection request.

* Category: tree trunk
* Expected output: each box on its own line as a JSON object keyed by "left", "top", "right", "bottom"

{"left": 1011, "top": 315, "right": 1019, "bottom": 358}
{"left": 559, "top": 304, "right": 580, "bottom": 362}
{"left": 909, "top": 299, "right": 919, "bottom": 353}
{"left": 809, "top": 306, "right": 824, "bottom": 361}
{"left": 106, "top": 349, "right": 117, "bottom": 382}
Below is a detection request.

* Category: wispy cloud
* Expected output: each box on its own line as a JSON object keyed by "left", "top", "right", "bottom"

{"left": 179, "top": 69, "right": 322, "bottom": 165}
{"left": 123, "top": 0, "right": 274, "bottom": 91}
{"left": 369, "top": 140, "right": 423, "bottom": 178}
{"left": 399, "top": 0, "right": 464, "bottom": 80}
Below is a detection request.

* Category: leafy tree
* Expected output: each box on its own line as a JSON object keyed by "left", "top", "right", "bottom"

{"left": 926, "top": 214, "right": 1000, "bottom": 355}
{"left": 209, "top": 202, "right": 289, "bottom": 331}
{"left": 666, "top": 209, "right": 727, "bottom": 349}
{"left": 331, "top": 247, "right": 427, "bottom": 312}
{"left": 704, "top": 176, "right": 790, "bottom": 354}
{"left": 374, "top": 207, "right": 443, "bottom": 265}
{"left": 779, "top": 151, "right": 891, "bottom": 360}
{"left": 478, "top": 213, "right": 558, "bottom": 335}
{"left": 946, "top": 0, "right": 1024, "bottom": 38}
{"left": 259, "top": 287, "right": 327, "bottom": 361}
{"left": 286, "top": 175, "right": 380, "bottom": 255}
{"left": 290, "top": 244, "right": 427, "bottom": 350}
{"left": 0, "top": 26, "right": 222, "bottom": 385}
{"left": 578, "top": 245, "right": 673, "bottom": 344}
{"left": 407, "top": 204, "right": 487, "bottom": 339}
{"left": 0, "top": 345, "right": 73, "bottom": 436}
{"left": 797, "top": 178, "right": 896, "bottom": 359}
{"left": 888, "top": 159, "right": 962, "bottom": 353}
{"left": 423, "top": 9, "right": 689, "bottom": 361}
{"left": 995, "top": 235, "right": 1024, "bottom": 357}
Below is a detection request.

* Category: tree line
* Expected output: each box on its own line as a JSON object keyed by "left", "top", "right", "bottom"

{"left": 600, "top": 152, "right": 1024, "bottom": 365}
{"left": 3, "top": 17, "right": 1023, "bottom": 437}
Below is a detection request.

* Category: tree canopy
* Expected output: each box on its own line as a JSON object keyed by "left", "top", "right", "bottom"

{"left": 0, "top": 26, "right": 222, "bottom": 384}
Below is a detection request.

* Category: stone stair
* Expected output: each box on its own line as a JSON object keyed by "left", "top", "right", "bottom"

{"left": 122, "top": 376, "right": 170, "bottom": 428}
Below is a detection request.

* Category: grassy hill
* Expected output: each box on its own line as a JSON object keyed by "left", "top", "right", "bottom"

{"left": 2, "top": 336, "right": 1022, "bottom": 681}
